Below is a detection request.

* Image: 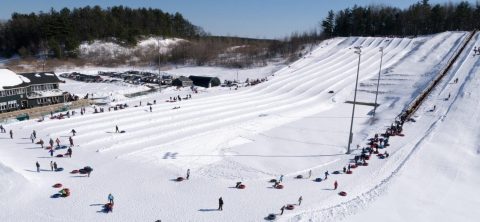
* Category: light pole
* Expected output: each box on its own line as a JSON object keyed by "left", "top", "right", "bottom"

{"left": 347, "top": 46, "right": 362, "bottom": 154}
{"left": 157, "top": 37, "right": 162, "bottom": 93}
{"left": 373, "top": 47, "right": 384, "bottom": 119}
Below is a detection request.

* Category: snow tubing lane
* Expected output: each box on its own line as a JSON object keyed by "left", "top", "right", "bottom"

{"left": 286, "top": 204, "right": 295, "bottom": 210}
{"left": 275, "top": 185, "right": 284, "bottom": 189}
{"left": 52, "top": 183, "right": 62, "bottom": 188}
{"left": 339, "top": 191, "right": 347, "bottom": 196}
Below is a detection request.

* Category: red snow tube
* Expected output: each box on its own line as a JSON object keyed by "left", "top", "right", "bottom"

{"left": 56, "top": 154, "right": 64, "bottom": 158}
{"left": 286, "top": 204, "right": 295, "bottom": 210}
{"left": 363, "top": 162, "right": 369, "bottom": 166}
{"left": 70, "top": 170, "right": 79, "bottom": 174}
{"left": 339, "top": 191, "right": 347, "bottom": 196}
{"left": 238, "top": 184, "right": 246, "bottom": 189}
{"left": 52, "top": 183, "right": 62, "bottom": 188}
{"left": 275, "top": 184, "right": 284, "bottom": 189}
{"left": 176, "top": 177, "right": 185, "bottom": 182}
{"left": 350, "top": 164, "right": 357, "bottom": 169}
{"left": 346, "top": 170, "right": 352, "bottom": 174}
{"left": 365, "top": 155, "right": 370, "bottom": 160}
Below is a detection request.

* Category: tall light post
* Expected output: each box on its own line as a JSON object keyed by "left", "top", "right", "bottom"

{"left": 347, "top": 46, "right": 362, "bottom": 154}
{"left": 157, "top": 37, "right": 162, "bottom": 93}
{"left": 373, "top": 47, "right": 384, "bottom": 119}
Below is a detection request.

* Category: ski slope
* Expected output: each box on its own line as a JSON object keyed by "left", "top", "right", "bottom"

{"left": 0, "top": 31, "right": 478, "bottom": 222}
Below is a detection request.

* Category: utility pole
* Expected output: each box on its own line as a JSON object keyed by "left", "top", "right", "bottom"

{"left": 347, "top": 46, "right": 362, "bottom": 154}
{"left": 158, "top": 37, "right": 162, "bottom": 93}
{"left": 373, "top": 47, "right": 384, "bottom": 119}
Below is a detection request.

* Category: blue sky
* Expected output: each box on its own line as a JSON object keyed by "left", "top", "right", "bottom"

{"left": 0, "top": 0, "right": 474, "bottom": 39}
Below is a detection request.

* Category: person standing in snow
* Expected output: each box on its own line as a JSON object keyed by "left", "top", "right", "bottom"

{"left": 115, "top": 125, "right": 119, "bottom": 133}
{"left": 32, "top": 130, "right": 36, "bottom": 139}
{"left": 71, "top": 129, "right": 76, "bottom": 136}
{"left": 298, "top": 196, "right": 303, "bottom": 205}
{"left": 334, "top": 180, "right": 338, "bottom": 190}
{"left": 308, "top": 170, "right": 312, "bottom": 179}
{"left": 186, "top": 169, "right": 190, "bottom": 180}
{"left": 218, "top": 197, "right": 223, "bottom": 211}
{"left": 30, "top": 133, "right": 35, "bottom": 143}
{"left": 50, "top": 161, "right": 54, "bottom": 171}
{"left": 69, "top": 137, "right": 74, "bottom": 147}
{"left": 9, "top": 129, "right": 13, "bottom": 139}
{"left": 36, "top": 162, "right": 40, "bottom": 172}
{"left": 39, "top": 139, "right": 44, "bottom": 148}
{"left": 53, "top": 162, "right": 57, "bottom": 171}
{"left": 280, "top": 205, "right": 285, "bottom": 215}
{"left": 49, "top": 149, "right": 54, "bottom": 157}
{"left": 324, "top": 171, "right": 329, "bottom": 180}
{"left": 108, "top": 193, "right": 114, "bottom": 204}
{"left": 67, "top": 147, "right": 72, "bottom": 158}
{"left": 150, "top": 106, "right": 152, "bottom": 112}
{"left": 49, "top": 138, "right": 54, "bottom": 148}
{"left": 279, "top": 175, "right": 284, "bottom": 182}
{"left": 0, "top": 125, "right": 4, "bottom": 133}
{"left": 55, "top": 138, "right": 60, "bottom": 146}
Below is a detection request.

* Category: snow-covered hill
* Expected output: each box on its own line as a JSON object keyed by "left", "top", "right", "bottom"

{"left": 0, "top": 31, "right": 478, "bottom": 222}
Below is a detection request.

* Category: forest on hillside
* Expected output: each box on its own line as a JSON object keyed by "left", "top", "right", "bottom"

{"left": 321, "top": 0, "right": 480, "bottom": 37}
{"left": 0, "top": 6, "right": 202, "bottom": 58}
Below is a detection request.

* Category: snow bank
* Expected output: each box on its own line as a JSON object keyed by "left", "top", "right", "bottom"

{"left": 0, "top": 69, "right": 24, "bottom": 89}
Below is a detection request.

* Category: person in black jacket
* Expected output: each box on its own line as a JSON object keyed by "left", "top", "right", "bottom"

{"left": 218, "top": 197, "right": 223, "bottom": 211}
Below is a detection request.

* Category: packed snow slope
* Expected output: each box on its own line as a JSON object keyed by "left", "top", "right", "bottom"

{"left": 0, "top": 31, "right": 477, "bottom": 222}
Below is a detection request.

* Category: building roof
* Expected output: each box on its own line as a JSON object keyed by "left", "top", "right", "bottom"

{"left": 0, "top": 68, "right": 28, "bottom": 90}
{"left": 176, "top": 76, "right": 192, "bottom": 82}
{"left": 19, "top": 72, "right": 62, "bottom": 85}
{"left": 189, "top": 75, "right": 220, "bottom": 87}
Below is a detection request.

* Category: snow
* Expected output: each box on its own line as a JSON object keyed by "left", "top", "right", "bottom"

{"left": 0, "top": 69, "right": 25, "bottom": 89}
{"left": 0, "top": 31, "right": 479, "bottom": 222}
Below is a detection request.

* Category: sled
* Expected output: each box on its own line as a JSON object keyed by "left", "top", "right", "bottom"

{"left": 275, "top": 184, "right": 284, "bottom": 189}
{"left": 286, "top": 204, "right": 295, "bottom": 210}
{"left": 52, "top": 183, "right": 62, "bottom": 188}
{"left": 176, "top": 177, "right": 185, "bottom": 182}
{"left": 238, "top": 184, "right": 246, "bottom": 189}
{"left": 338, "top": 191, "right": 347, "bottom": 196}
{"left": 266, "top": 214, "right": 277, "bottom": 220}
{"left": 315, "top": 178, "right": 323, "bottom": 182}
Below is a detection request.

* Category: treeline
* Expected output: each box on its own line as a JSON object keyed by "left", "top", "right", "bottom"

{"left": 0, "top": 6, "right": 202, "bottom": 58}
{"left": 322, "top": 0, "right": 480, "bottom": 37}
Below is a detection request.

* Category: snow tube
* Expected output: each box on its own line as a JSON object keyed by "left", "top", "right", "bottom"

{"left": 350, "top": 164, "right": 357, "bottom": 169}
{"left": 79, "top": 169, "right": 87, "bottom": 174}
{"left": 365, "top": 155, "right": 370, "bottom": 160}
{"left": 176, "top": 177, "right": 185, "bottom": 182}
{"left": 53, "top": 183, "right": 62, "bottom": 188}
{"left": 269, "top": 179, "right": 277, "bottom": 183}
{"left": 286, "top": 204, "right": 295, "bottom": 210}
{"left": 238, "top": 184, "right": 246, "bottom": 189}
{"left": 104, "top": 203, "right": 113, "bottom": 212}
{"left": 378, "top": 155, "right": 385, "bottom": 159}
{"left": 338, "top": 191, "right": 347, "bottom": 196}
{"left": 55, "top": 167, "right": 64, "bottom": 172}
{"left": 363, "top": 162, "right": 369, "bottom": 166}
{"left": 51, "top": 193, "right": 62, "bottom": 198}
{"left": 266, "top": 213, "right": 277, "bottom": 220}
{"left": 35, "top": 141, "right": 42, "bottom": 144}
{"left": 398, "top": 133, "right": 405, "bottom": 137}
{"left": 373, "top": 151, "right": 379, "bottom": 154}
{"left": 120, "top": 130, "right": 126, "bottom": 133}
{"left": 346, "top": 170, "right": 352, "bottom": 174}
{"left": 56, "top": 145, "right": 67, "bottom": 150}
{"left": 332, "top": 171, "right": 341, "bottom": 174}
{"left": 315, "top": 178, "right": 322, "bottom": 182}
{"left": 275, "top": 184, "right": 284, "bottom": 189}
{"left": 70, "top": 170, "right": 79, "bottom": 174}
{"left": 295, "top": 175, "right": 303, "bottom": 179}
{"left": 56, "top": 154, "right": 64, "bottom": 158}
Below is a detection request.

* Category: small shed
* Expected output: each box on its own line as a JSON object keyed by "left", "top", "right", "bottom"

{"left": 189, "top": 76, "right": 221, "bottom": 88}
{"left": 172, "top": 76, "right": 193, "bottom": 87}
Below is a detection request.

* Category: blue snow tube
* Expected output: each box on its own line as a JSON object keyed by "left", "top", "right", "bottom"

{"left": 51, "top": 193, "right": 62, "bottom": 198}
{"left": 315, "top": 178, "right": 322, "bottom": 182}
{"left": 55, "top": 167, "right": 64, "bottom": 172}
{"left": 266, "top": 214, "right": 276, "bottom": 220}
